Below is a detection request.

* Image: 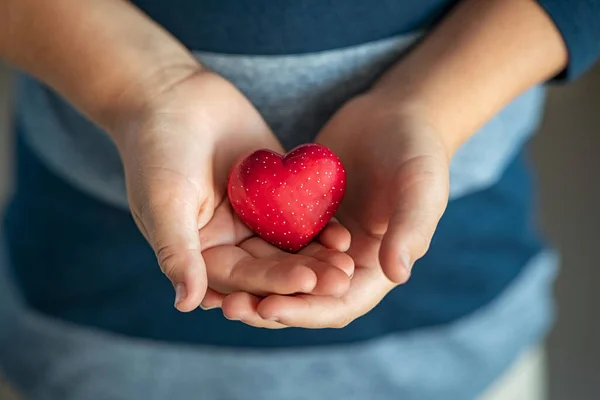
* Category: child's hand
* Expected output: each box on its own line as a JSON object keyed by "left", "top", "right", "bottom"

{"left": 316, "top": 95, "right": 451, "bottom": 285}
{"left": 230, "top": 0, "right": 568, "bottom": 329}
{"left": 115, "top": 72, "right": 353, "bottom": 312}
{"left": 212, "top": 93, "right": 450, "bottom": 328}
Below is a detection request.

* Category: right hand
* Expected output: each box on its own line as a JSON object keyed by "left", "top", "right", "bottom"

{"left": 114, "top": 71, "right": 354, "bottom": 312}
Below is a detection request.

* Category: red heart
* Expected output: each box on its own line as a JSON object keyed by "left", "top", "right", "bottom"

{"left": 228, "top": 144, "right": 346, "bottom": 252}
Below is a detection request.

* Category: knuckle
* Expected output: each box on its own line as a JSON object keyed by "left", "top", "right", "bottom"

{"left": 227, "top": 255, "right": 253, "bottom": 284}
{"left": 156, "top": 244, "right": 180, "bottom": 278}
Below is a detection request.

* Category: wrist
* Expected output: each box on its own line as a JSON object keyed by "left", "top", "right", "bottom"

{"left": 100, "top": 60, "right": 206, "bottom": 146}
{"left": 359, "top": 91, "right": 459, "bottom": 161}
{"left": 365, "top": 0, "right": 567, "bottom": 160}
{"left": 1, "top": 0, "right": 209, "bottom": 144}
{"left": 113, "top": 69, "right": 273, "bottom": 156}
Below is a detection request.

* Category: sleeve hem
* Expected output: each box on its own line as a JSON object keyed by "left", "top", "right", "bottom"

{"left": 537, "top": 0, "right": 600, "bottom": 81}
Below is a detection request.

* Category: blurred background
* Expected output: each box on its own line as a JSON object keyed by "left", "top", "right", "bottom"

{"left": 0, "top": 62, "right": 599, "bottom": 399}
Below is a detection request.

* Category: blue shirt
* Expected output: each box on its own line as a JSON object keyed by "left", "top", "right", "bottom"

{"left": 5, "top": 0, "right": 600, "bottom": 348}
{"left": 130, "top": 0, "right": 600, "bottom": 79}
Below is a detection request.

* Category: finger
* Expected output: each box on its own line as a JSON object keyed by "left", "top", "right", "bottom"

{"left": 299, "top": 241, "right": 355, "bottom": 277}
{"left": 256, "top": 268, "right": 392, "bottom": 329}
{"left": 299, "top": 261, "right": 350, "bottom": 297}
{"left": 200, "top": 288, "right": 226, "bottom": 310}
{"left": 244, "top": 238, "right": 352, "bottom": 297}
{"left": 238, "top": 236, "right": 282, "bottom": 259}
{"left": 204, "top": 243, "right": 318, "bottom": 295}
{"left": 199, "top": 198, "right": 253, "bottom": 250}
{"left": 298, "top": 243, "right": 353, "bottom": 297}
{"left": 257, "top": 294, "right": 345, "bottom": 329}
{"left": 221, "top": 292, "right": 287, "bottom": 329}
{"left": 379, "top": 156, "right": 449, "bottom": 284}
{"left": 318, "top": 218, "right": 351, "bottom": 252}
{"left": 142, "top": 194, "right": 209, "bottom": 312}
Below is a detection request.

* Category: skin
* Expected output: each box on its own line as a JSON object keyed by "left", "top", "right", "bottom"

{"left": 1, "top": 0, "right": 567, "bottom": 327}
{"left": 0, "top": 0, "right": 354, "bottom": 312}
{"left": 206, "top": 0, "right": 569, "bottom": 328}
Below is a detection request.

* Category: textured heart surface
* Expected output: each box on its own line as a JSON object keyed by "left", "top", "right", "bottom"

{"left": 228, "top": 144, "right": 346, "bottom": 252}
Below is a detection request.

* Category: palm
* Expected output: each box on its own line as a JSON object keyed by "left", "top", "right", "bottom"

{"left": 122, "top": 73, "right": 354, "bottom": 311}
{"left": 212, "top": 94, "right": 451, "bottom": 327}
{"left": 200, "top": 194, "right": 353, "bottom": 298}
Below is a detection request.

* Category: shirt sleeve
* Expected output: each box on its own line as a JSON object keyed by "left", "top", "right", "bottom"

{"left": 537, "top": 0, "right": 600, "bottom": 81}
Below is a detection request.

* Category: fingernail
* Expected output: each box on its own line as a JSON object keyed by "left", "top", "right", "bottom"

{"left": 349, "top": 272, "right": 354, "bottom": 279}
{"left": 400, "top": 252, "right": 412, "bottom": 274}
{"left": 266, "top": 316, "right": 279, "bottom": 322}
{"left": 199, "top": 305, "right": 216, "bottom": 311}
{"left": 174, "top": 283, "right": 187, "bottom": 307}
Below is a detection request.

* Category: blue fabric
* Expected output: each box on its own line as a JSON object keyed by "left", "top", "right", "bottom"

{"left": 538, "top": 0, "right": 600, "bottom": 80}
{"left": 3, "top": 128, "right": 544, "bottom": 348}
{"left": 131, "top": 0, "right": 454, "bottom": 55}
{"left": 129, "top": 0, "right": 600, "bottom": 80}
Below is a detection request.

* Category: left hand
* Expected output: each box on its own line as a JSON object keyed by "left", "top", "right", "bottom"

{"left": 205, "top": 93, "right": 452, "bottom": 328}
{"left": 203, "top": 0, "right": 569, "bottom": 328}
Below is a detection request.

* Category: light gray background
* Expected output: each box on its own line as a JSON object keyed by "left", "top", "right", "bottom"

{"left": 1, "top": 63, "right": 599, "bottom": 399}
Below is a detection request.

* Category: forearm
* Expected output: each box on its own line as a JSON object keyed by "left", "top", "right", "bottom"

{"left": 370, "top": 0, "right": 568, "bottom": 155}
{"left": 0, "top": 0, "right": 202, "bottom": 136}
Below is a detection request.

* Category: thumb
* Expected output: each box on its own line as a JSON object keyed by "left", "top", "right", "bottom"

{"left": 139, "top": 192, "right": 210, "bottom": 312}
{"left": 378, "top": 155, "right": 449, "bottom": 283}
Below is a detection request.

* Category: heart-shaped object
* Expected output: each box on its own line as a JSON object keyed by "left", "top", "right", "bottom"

{"left": 228, "top": 144, "right": 346, "bottom": 252}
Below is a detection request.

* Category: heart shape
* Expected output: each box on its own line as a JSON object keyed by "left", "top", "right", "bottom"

{"left": 228, "top": 144, "right": 346, "bottom": 252}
